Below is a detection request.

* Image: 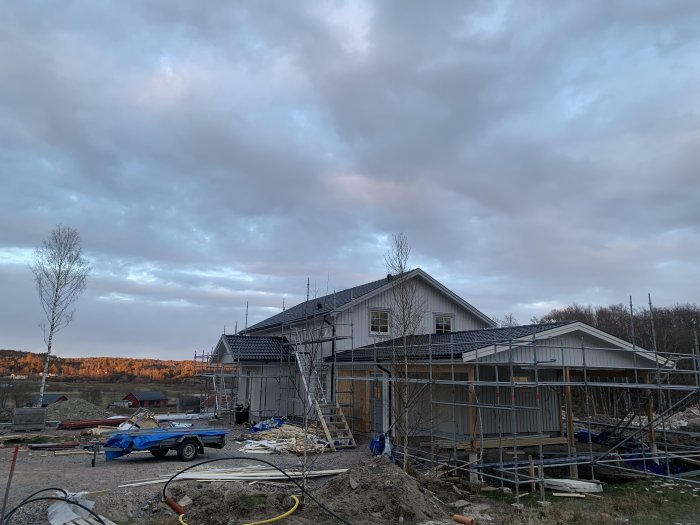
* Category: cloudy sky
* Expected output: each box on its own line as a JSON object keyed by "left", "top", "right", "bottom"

{"left": 1, "top": 1, "right": 699, "bottom": 360}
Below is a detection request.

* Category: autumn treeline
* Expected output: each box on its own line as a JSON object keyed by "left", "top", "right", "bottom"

{"left": 0, "top": 349, "right": 196, "bottom": 382}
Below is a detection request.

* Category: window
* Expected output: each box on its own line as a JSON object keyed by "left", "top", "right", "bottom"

{"left": 370, "top": 310, "right": 390, "bottom": 335}
{"left": 434, "top": 314, "right": 453, "bottom": 334}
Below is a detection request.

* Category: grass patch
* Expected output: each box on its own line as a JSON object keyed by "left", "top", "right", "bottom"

{"left": 480, "top": 479, "right": 700, "bottom": 524}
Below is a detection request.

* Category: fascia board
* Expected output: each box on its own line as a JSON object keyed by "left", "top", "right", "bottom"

{"left": 210, "top": 336, "right": 230, "bottom": 363}
{"left": 462, "top": 322, "right": 673, "bottom": 368}
{"left": 336, "top": 269, "right": 496, "bottom": 328}
{"left": 414, "top": 270, "right": 497, "bottom": 327}
{"left": 540, "top": 322, "right": 672, "bottom": 367}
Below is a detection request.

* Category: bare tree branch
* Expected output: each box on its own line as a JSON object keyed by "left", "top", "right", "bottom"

{"left": 30, "top": 225, "right": 91, "bottom": 405}
{"left": 385, "top": 232, "right": 425, "bottom": 471}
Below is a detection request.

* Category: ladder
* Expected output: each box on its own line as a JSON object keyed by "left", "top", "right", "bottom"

{"left": 295, "top": 351, "right": 355, "bottom": 451}
{"left": 315, "top": 401, "right": 356, "bottom": 451}
{"left": 295, "top": 351, "right": 327, "bottom": 406}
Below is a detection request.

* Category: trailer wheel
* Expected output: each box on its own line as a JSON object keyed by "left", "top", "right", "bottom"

{"left": 177, "top": 439, "right": 198, "bottom": 462}
{"left": 150, "top": 448, "right": 169, "bottom": 458}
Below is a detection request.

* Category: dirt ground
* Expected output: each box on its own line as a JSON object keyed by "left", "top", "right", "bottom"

{"left": 5, "top": 418, "right": 700, "bottom": 524}
{"left": 0, "top": 426, "right": 482, "bottom": 525}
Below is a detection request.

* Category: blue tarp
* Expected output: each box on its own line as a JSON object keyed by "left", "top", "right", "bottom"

{"left": 250, "top": 417, "right": 285, "bottom": 433}
{"left": 104, "top": 429, "right": 227, "bottom": 460}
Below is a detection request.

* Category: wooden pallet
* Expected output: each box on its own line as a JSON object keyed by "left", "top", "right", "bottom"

{"left": 315, "top": 402, "right": 356, "bottom": 451}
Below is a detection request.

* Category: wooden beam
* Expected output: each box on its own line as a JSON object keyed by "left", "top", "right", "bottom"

{"left": 466, "top": 365, "right": 476, "bottom": 451}
{"left": 564, "top": 367, "right": 578, "bottom": 479}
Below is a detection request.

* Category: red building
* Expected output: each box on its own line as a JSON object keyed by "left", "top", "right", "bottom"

{"left": 123, "top": 391, "right": 169, "bottom": 408}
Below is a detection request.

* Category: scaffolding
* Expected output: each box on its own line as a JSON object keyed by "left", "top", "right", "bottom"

{"left": 194, "top": 349, "right": 239, "bottom": 417}
{"left": 328, "top": 317, "right": 700, "bottom": 502}
{"left": 196, "top": 313, "right": 357, "bottom": 440}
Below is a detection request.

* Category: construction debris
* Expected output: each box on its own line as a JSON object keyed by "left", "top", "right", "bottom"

{"left": 47, "top": 491, "right": 117, "bottom": 525}
{"left": 58, "top": 418, "right": 127, "bottom": 430}
{"left": 118, "top": 465, "right": 347, "bottom": 487}
{"left": 240, "top": 423, "right": 329, "bottom": 454}
{"left": 543, "top": 479, "right": 603, "bottom": 493}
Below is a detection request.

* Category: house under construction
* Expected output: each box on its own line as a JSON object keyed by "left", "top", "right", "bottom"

{"left": 197, "top": 271, "right": 700, "bottom": 501}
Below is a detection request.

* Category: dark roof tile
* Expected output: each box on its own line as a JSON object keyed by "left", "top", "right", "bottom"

{"left": 223, "top": 335, "right": 291, "bottom": 362}
{"left": 243, "top": 276, "right": 390, "bottom": 333}
{"left": 328, "top": 321, "right": 576, "bottom": 362}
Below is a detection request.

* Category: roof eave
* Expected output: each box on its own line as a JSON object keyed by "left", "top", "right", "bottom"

{"left": 461, "top": 321, "right": 671, "bottom": 368}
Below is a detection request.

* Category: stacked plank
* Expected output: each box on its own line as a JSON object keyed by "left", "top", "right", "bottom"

{"left": 240, "top": 424, "right": 329, "bottom": 454}
{"left": 119, "top": 465, "right": 348, "bottom": 487}
{"left": 57, "top": 417, "right": 127, "bottom": 430}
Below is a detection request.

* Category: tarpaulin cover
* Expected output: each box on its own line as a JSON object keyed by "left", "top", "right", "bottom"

{"left": 250, "top": 417, "right": 285, "bottom": 433}
{"left": 104, "top": 429, "right": 227, "bottom": 460}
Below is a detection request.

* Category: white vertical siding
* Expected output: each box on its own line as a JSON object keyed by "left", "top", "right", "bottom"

{"left": 474, "top": 332, "right": 658, "bottom": 369}
{"left": 243, "top": 364, "right": 300, "bottom": 422}
{"left": 340, "top": 279, "right": 490, "bottom": 351}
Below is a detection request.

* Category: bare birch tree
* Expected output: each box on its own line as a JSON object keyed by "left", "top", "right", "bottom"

{"left": 31, "top": 225, "right": 90, "bottom": 405}
{"left": 385, "top": 232, "right": 424, "bottom": 471}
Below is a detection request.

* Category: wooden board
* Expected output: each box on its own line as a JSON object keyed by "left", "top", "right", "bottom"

{"left": 424, "top": 435, "right": 568, "bottom": 450}
{"left": 337, "top": 369, "right": 370, "bottom": 433}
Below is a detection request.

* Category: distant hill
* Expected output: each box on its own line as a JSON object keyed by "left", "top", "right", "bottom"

{"left": 0, "top": 349, "right": 196, "bottom": 383}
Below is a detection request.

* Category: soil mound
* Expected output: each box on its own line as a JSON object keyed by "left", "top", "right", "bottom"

{"left": 155, "top": 458, "right": 451, "bottom": 525}
{"left": 47, "top": 398, "right": 113, "bottom": 421}
{"left": 315, "top": 456, "right": 449, "bottom": 524}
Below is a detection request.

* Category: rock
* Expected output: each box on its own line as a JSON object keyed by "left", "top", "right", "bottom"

{"left": 453, "top": 499, "right": 471, "bottom": 509}
{"left": 499, "top": 487, "right": 512, "bottom": 494}
{"left": 350, "top": 478, "right": 359, "bottom": 490}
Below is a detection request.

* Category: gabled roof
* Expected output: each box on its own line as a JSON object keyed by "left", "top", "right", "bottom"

{"left": 29, "top": 393, "right": 67, "bottom": 405}
{"left": 217, "top": 334, "right": 292, "bottom": 362}
{"left": 329, "top": 321, "right": 574, "bottom": 363}
{"left": 329, "top": 320, "right": 670, "bottom": 369}
{"left": 243, "top": 268, "right": 495, "bottom": 334}
{"left": 461, "top": 321, "right": 667, "bottom": 366}
{"left": 127, "top": 391, "right": 168, "bottom": 401}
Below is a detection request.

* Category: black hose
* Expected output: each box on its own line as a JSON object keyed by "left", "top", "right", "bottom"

{"left": 18, "top": 488, "right": 68, "bottom": 505}
{"left": 161, "top": 456, "right": 351, "bottom": 525}
{"left": 2, "top": 496, "right": 106, "bottom": 525}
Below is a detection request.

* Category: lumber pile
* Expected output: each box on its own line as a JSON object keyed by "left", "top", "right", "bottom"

{"left": 57, "top": 418, "right": 127, "bottom": 430}
{"left": 119, "top": 465, "right": 348, "bottom": 487}
{"left": 240, "top": 424, "right": 329, "bottom": 454}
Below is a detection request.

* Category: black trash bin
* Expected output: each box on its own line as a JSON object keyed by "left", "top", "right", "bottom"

{"left": 234, "top": 403, "right": 250, "bottom": 424}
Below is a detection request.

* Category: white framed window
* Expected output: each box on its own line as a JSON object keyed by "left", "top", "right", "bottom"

{"left": 369, "top": 310, "right": 390, "bottom": 335}
{"left": 434, "top": 314, "right": 453, "bottom": 334}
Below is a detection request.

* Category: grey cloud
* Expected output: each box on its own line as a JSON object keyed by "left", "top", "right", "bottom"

{"left": 1, "top": 1, "right": 699, "bottom": 358}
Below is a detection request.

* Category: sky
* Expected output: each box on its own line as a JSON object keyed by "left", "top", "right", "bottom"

{"left": 1, "top": 1, "right": 699, "bottom": 360}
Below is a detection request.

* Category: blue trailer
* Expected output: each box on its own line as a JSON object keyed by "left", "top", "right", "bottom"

{"left": 104, "top": 428, "right": 228, "bottom": 462}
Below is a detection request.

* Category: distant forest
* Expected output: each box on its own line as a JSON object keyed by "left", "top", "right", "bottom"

{"left": 0, "top": 349, "right": 196, "bottom": 382}
{"left": 533, "top": 302, "right": 700, "bottom": 355}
